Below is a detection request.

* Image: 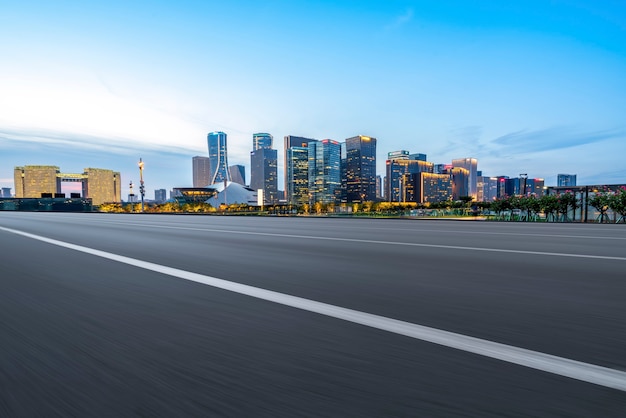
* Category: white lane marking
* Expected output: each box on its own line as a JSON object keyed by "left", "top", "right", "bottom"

{"left": 2, "top": 225, "right": 626, "bottom": 392}
{"left": 73, "top": 219, "right": 626, "bottom": 262}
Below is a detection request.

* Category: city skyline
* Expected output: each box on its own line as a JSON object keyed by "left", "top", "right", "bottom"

{"left": 1, "top": 1, "right": 625, "bottom": 195}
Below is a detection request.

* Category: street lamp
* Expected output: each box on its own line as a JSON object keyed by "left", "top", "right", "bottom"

{"left": 138, "top": 158, "right": 145, "bottom": 213}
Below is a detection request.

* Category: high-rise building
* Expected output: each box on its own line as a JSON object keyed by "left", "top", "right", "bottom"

{"left": 308, "top": 139, "right": 342, "bottom": 204}
{"left": 477, "top": 176, "right": 498, "bottom": 202}
{"left": 1, "top": 187, "right": 12, "bottom": 197}
{"left": 409, "top": 172, "right": 452, "bottom": 203}
{"left": 14, "top": 166, "right": 61, "bottom": 198}
{"left": 286, "top": 146, "right": 311, "bottom": 205}
{"left": 154, "top": 189, "right": 167, "bottom": 203}
{"left": 452, "top": 158, "right": 478, "bottom": 199}
{"left": 250, "top": 148, "right": 278, "bottom": 204}
{"left": 527, "top": 178, "right": 545, "bottom": 196}
{"left": 376, "top": 175, "right": 382, "bottom": 200}
{"left": 207, "top": 131, "right": 230, "bottom": 184}
{"left": 449, "top": 167, "right": 469, "bottom": 200}
{"left": 253, "top": 133, "right": 273, "bottom": 151}
{"left": 557, "top": 174, "right": 577, "bottom": 187}
{"left": 192, "top": 156, "right": 211, "bottom": 188}
{"left": 410, "top": 153, "right": 427, "bottom": 161}
{"left": 386, "top": 158, "right": 433, "bottom": 202}
{"left": 229, "top": 164, "right": 246, "bottom": 185}
{"left": 284, "top": 135, "right": 316, "bottom": 201}
{"left": 345, "top": 135, "right": 377, "bottom": 203}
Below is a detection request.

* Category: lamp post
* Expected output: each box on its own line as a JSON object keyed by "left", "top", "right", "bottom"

{"left": 139, "top": 158, "right": 145, "bottom": 213}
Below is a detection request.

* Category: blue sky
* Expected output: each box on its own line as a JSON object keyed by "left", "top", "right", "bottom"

{"left": 1, "top": 0, "right": 625, "bottom": 198}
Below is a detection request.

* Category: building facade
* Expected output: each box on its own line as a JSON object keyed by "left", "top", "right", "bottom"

{"left": 207, "top": 131, "right": 230, "bottom": 184}
{"left": 557, "top": 174, "right": 577, "bottom": 187}
{"left": 452, "top": 158, "right": 478, "bottom": 199}
{"left": 253, "top": 133, "right": 273, "bottom": 151}
{"left": 386, "top": 158, "right": 433, "bottom": 202}
{"left": 284, "top": 135, "right": 316, "bottom": 201}
{"left": 344, "top": 135, "right": 377, "bottom": 203}
{"left": 154, "top": 189, "right": 167, "bottom": 203}
{"left": 229, "top": 164, "right": 246, "bottom": 185}
{"left": 250, "top": 148, "right": 278, "bottom": 204}
{"left": 14, "top": 165, "right": 61, "bottom": 198}
{"left": 286, "top": 146, "right": 310, "bottom": 205}
{"left": 82, "top": 168, "right": 122, "bottom": 205}
{"left": 192, "top": 156, "right": 211, "bottom": 188}
{"left": 308, "top": 139, "right": 342, "bottom": 204}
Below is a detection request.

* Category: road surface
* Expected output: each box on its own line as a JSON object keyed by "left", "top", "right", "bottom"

{"left": 1, "top": 212, "right": 625, "bottom": 416}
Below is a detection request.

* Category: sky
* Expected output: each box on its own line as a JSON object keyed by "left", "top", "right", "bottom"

{"left": 1, "top": 0, "right": 625, "bottom": 199}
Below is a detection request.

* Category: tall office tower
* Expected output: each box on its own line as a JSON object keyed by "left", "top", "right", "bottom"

{"left": 250, "top": 148, "right": 278, "bottom": 204}
{"left": 154, "top": 189, "right": 167, "bottom": 203}
{"left": 283, "top": 135, "right": 317, "bottom": 204}
{"left": 286, "top": 146, "right": 311, "bottom": 205}
{"left": 477, "top": 176, "right": 498, "bottom": 202}
{"left": 1, "top": 188, "right": 11, "bottom": 197}
{"left": 229, "top": 164, "right": 246, "bottom": 185}
{"left": 308, "top": 139, "right": 342, "bottom": 204}
{"left": 14, "top": 166, "right": 61, "bottom": 198}
{"left": 557, "top": 174, "right": 577, "bottom": 187}
{"left": 344, "top": 135, "right": 377, "bottom": 203}
{"left": 386, "top": 157, "right": 433, "bottom": 202}
{"left": 207, "top": 131, "right": 230, "bottom": 184}
{"left": 284, "top": 135, "right": 316, "bottom": 200}
{"left": 376, "top": 175, "right": 382, "bottom": 200}
{"left": 409, "top": 172, "right": 452, "bottom": 203}
{"left": 192, "top": 156, "right": 211, "bottom": 187}
{"left": 253, "top": 133, "right": 273, "bottom": 151}
{"left": 452, "top": 158, "right": 478, "bottom": 200}
{"left": 82, "top": 168, "right": 121, "bottom": 205}
{"left": 449, "top": 167, "right": 470, "bottom": 200}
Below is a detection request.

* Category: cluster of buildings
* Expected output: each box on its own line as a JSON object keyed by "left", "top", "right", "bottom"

{"left": 4, "top": 132, "right": 580, "bottom": 208}
{"left": 188, "top": 131, "right": 578, "bottom": 206}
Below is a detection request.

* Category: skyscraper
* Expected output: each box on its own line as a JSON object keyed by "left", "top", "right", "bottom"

{"left": 253, "top": 133, "right": 273, "bottom": 151}
{"left": 557, "top": 174, "right": 577, "bottom": 187}
{"left": 345, "top": 135, "right": 377, "bottom": 203}
{"left": 192, "top": 156, "right": 211, "bottom": 187}
{"left": 452, "top": 158, "right": 478, "bottom": 199}
{"left": 207, "top": 131, "right": 230, "bottom": 184}
{"left": 386, "top": 158, "right": 433, "bottom": 202}
{"left": 286, "top": 146, "right": 311, "bottom": 205}
{"left": 1, "top": 188, "right": 11, "bottom": 197}
{"left": 250, "top": 148, "right": 278, "bottom": 204}
{"left": 284, "top": 135, "right": 316, "bottom": 201}
{"left": 308, "top": 139, "right": 342, "bottom": 204}
{"left": 229, "top": 164, "right": 246, "bottom": 185}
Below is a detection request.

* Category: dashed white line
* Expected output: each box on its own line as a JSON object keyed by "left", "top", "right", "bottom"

{"left": 1, "top": 224, "right": 626, "bottom": 392}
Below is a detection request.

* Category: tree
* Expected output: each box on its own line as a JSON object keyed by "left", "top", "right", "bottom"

{"left": 588, "top": 190, "right": 612, "bottom": 223}
{"left": 539, "top": 195, "right": 559, "bottom": 222}
{"left": 608, "top": 186, "right": 626, "bottom": 223}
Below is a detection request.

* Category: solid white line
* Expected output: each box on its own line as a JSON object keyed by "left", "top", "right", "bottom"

{"left": 1, "top": 225, "right": 626, "bottom": 392}
{"left": 85, "top": 219, "right": 626, "bottom": 261}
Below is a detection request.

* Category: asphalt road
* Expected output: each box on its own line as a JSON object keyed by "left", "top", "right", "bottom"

{"left": 1, "top": 212, "right": 625, "bottom": 417}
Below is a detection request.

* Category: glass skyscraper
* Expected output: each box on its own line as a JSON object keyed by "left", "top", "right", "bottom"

{"left": 557, "top": 174, "right": 577, "bottom": 187}
{"left": 287, "top": 146, "right": 310, "bottom": 205}
{"left": 253, "top": 133, "right": 273, "bottom": 151}
{"left": 345, "top": 135, "right": 377, "bottom": 203}
{"left": 207, "top": 131, "right": 230, "bottom": 184}
{"left": 284, "top": 135, "right": 316, "bottom": 201}
{"left": 308, "top": 139, "right": 341, "bottom": 204}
